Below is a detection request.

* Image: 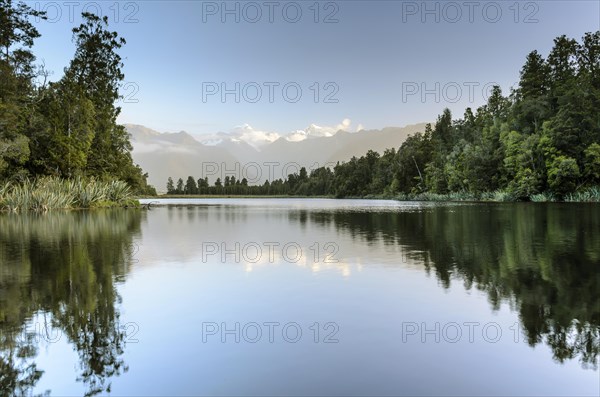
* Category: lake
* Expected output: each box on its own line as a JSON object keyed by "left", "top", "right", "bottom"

{"left": 0, "top": 199, "right": 598, "bottom": 396}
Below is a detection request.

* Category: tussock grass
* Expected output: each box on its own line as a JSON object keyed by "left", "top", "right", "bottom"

{"left": 0, "top": 177, "right": 134, "bottom": 212}
{"left": 530, "top": 192, "right": 558, "bottom": 202}
{"left": 564, "top": 186, "right": 600, "bottom": 202}
{"left": 479, "top": 190, "right": 517, "bottom": 202}
{"left": 395, "top": 192, "right": 472, "bottom": 202}
{"left": 395, "top": 187, "right": 600, "bottom": 203}
{"left": 396, "top": 190, "right": 501, "bottom": 202}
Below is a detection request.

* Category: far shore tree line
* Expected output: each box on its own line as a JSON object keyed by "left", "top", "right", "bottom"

{"left": 167, "top": 32, "right": 600, "bottom": 201}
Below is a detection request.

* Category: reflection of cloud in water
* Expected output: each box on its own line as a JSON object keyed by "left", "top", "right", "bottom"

{"left": 241, "top": 248, "right": 359, "bottom": 278}
{"left": 134, "top": 203, "right": 427, "bottom": 277}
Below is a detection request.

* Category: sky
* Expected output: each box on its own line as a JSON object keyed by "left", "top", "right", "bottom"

{"left": 25, "top": 0, "right": 600, "bottom": 141}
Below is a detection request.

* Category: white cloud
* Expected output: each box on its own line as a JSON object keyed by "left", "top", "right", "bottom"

{"left": 230, "top": 124, "right": 281, "bottom": 149}
{"left": 284, "top": 118, "right": 362, "bottom": 142}
{"left": 199, "top": 138, "right": 223, "bottom": 146}
{"left": 132, "top": 140, "right": 195, "bottom": 154}
{"left": 286, "top": 130, "right": 308, "bottom": 142}
{"left": 195, "top": 124, "right": 282, "bottom": 149}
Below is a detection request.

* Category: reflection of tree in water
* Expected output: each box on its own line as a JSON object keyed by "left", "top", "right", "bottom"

{"left": 0, "top": 328, "right": 44, "bottom": 396}
{"left": 305, "top": 204, "right": 600, "bottom": 369}
{"left": 0, "top": 210, "right": 143, "bottom": 396}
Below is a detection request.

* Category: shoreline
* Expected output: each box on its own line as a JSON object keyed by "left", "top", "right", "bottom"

{"left": 138, "top": 192, "right": 600, "bottom": 203}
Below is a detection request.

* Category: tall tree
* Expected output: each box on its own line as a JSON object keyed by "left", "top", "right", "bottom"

{"left": 514, "top": 50, "right": 550, "bottom": 134}
{"left": 0, "top": 1, "right": 46, "bottom": 180}
{"left": 176, "top": 178, "right": 184, "bottom": 194}
{"left": 185, "top": 176, "right": 197, "bottom": 195}
{"left": 63, "top": 13, "right": 143, "bottom": 188}
{"left": 166, "top": 177, "right": 175, "bottom": 194}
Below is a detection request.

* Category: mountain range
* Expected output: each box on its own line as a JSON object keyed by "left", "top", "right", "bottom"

{"left": 126, "top": 123, "right": 429, "bottom": 191}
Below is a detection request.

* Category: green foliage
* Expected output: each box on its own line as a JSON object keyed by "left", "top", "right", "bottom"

{"left": 530, "top": 192, "right": 558, "bottom": 202}
{"left": 0, "top": 177, "right": 135, "bottom": 211}
{"left": 393, "top": 128, "right": 432, "bottom": 193}
{"left": 166, "top": 177, "right": 175, "bottom": 194}
{"left": 584, "top": 143, "right": 600, "bottom": 182}
{"left": 185, "top": 176, "right": 198, "bottom": 194}
{"left": 480, "top": 190, "right": 517, "bottom": 202}
{"left": 36, "top": 79, "right": 96, "bottom": 176}
{"left": 0, "top": 134, "right": 29, "bottom": 176}
{"left": 547, "top": 155, "right": 580, "bottom": 195}
{"left": 564, "top": 186, "right": 600, "bottom": 202}
{"left": 176, "top": 178, "right": 184, "bottom": 194}
{"left": 0, "top": 0, "right": 46, "bottom": 56}
{"left": 0, "top": 2, "right": 154, "bottom": 197}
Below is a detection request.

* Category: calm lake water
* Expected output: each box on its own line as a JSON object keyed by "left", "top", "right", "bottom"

{"left": 1, "top": 199, "right": 598, "bottom": 396}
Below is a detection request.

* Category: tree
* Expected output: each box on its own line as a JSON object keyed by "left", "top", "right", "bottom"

{"left": 519, "top": 50, "right": 550, "bottom": 99}
{"left": 0, "top": 0, "right": 46, "bottom": 101}
{"left": 176, "top": 178, "right": 184, "bottom": 194}
{"left": 514, "top": 50, "right": 551, "bottom": 134}
{"left": 0, "top": 4, "right": 156, "bottom": 193}
{"left": 577, "top": 32, "right": 600, "bottom": 152}
{"left": 547, "top": 35, "right": 579, "bottom": 111}
{"left": 547, "top": 155, "right": 580, "bottom": 195}
{"left": 0, "top": 0, "right": 46, "bottom": 65}
{"left": 66, "top": 13, "right": 125, "bottom": 108}
{"left": 501, "top": 130, "right": 543, "bottom": 197}
{"left": 394, "top": 127, "right": 432, "bottom": 193}
{"left": 185, "top": 176, "right": 197, "bottom": 195}
{"left": 0, "top": 0, "right": 46, "bottom": 180}
{"left": 36, "top": 78, "right": 96, "bottom": 177}
{"left": 426, "top": 110, "right": 453, "bottom": 193}
{"left": 0, "top": 133, "right": 28, "bottom": 178}
{"left": 583, "top": 143, "right": 600, "bottom": 183}
{"left": 63, "top": 13, "right": 149, "bottom": 192}
{"left": 166, "top": 177, "right": 174, "bottom": 194}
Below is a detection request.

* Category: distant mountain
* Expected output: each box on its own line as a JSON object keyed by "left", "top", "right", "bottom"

{"left": 127, "top": 124, "right": 237, "bottom": 190}
{"left": 126, "top": 123, "right": 429, "bottom": 191}
{"left": 211, "top": 136, "right": 260, "bottom": 164}
{"left": 259, "top": 124, "right": 426, "bottom": 168}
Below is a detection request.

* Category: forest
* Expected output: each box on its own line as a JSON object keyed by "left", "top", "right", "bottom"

{"left": 167, "top": 31, "right": 600, "bottom": 201}
{"left": 0, "top": 0, "right": 155, "bottom": 203}
{"left": 2, "top": 0, "right": 598, "bottom": 203}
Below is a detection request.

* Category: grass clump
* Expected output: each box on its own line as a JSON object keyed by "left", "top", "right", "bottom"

{"left": 0, "top": 177, "right": 136, "bottom": 212}
{"left": 395, "top": 187, "right": 600, "bottom": 203}
{"left": 564, "top": 186, "right": 600, "bottom": 202}
{"left": 480, "top": 191, "right": 517, "bottom": 202}
{"left": 529, "top": 192, "right": 558, "bottom": 202}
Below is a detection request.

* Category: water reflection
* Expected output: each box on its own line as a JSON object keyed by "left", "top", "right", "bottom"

{"left": 140, "top": 201, "right": 599, "bottom": 370}
{"left": 0, "top": 202, "right": 598, "bottom": 395}
{"left": 298, "top": 203, "right": 600, "bottom": 369}
{"left": 0, "top": 210, "right": 142, "bottom": 396}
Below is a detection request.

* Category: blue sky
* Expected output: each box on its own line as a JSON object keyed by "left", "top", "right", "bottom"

{"left": 26, "top": 0, "right": 600, "bottom": 138}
